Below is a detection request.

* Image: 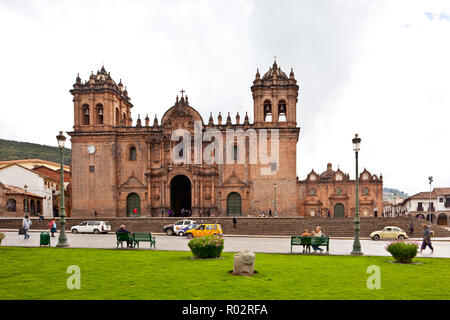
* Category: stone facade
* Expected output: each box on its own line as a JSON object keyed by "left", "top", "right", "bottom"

{"left": 298, "top": 163, "right": 383, "bottom": 218}
{"left": 68, "top": 62, "right": 382, "bottom": 218}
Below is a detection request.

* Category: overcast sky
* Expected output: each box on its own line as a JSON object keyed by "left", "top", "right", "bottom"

{"left": 0, "top": 0, "right": 449, "bottom": 196}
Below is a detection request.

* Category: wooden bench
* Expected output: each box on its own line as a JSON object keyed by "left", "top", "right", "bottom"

{"left": 290, "top": 236, "right": 329, "bottom": 254}
{"left": 310, "top": 236, "right": 329, "bottom": 253}
{"left": 116, "top": 232, "right": 134, "bottom": 248}
{"left": 133, "top": 232, "right": 156, "bottom": 249}
{"left": 291, "top": 236, "right": 311, "bottom": 253}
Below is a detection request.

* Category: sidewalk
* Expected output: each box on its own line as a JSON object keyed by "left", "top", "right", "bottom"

{"left": 2, "top": 228, "right": 450, "bottom": 241}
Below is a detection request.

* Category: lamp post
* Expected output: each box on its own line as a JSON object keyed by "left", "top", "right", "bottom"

{"left": 56, "top": 131, "right": 69, "bottom": 247}
{"left": 274, "top": 183, "right": 277, "bottom": 217}
{"left": 428, "top": 176, "right": 433, "bottom": 223}
{"left": 351, "top": 134, "right": 363, "bottom": 255}
{"left": 24, "top": 184, "right": 28, "bottom": 214}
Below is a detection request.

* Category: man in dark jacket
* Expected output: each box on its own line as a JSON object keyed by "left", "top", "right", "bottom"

{"left": 232, "top": 216, "right": 237, "bottom": 229}
{"left": 117, "top": 224, "right": 133, "bottom": 248}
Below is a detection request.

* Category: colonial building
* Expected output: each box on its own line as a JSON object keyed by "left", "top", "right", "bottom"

{"left": 298, "top": 163, "right": 383, "bottom": 218}
{"left": 400, "top": 188, "right": 450, "bottom": 225}
{"left": 0, "top": 164, "right": 61, "bottom": 217}
{"left": 68, "top": 62, "right": 382, "bottom": 217}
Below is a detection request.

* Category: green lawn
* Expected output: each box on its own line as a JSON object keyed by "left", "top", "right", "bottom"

{"left": 0, "top": 247, "right": 448, "bottom": 300}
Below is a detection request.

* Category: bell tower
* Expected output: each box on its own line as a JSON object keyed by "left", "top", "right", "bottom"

{"left": 70, "top": 66, "right": 133, "bottom": 131}
{"left": 251, "top": 60, "right": 299, "bottom": 127}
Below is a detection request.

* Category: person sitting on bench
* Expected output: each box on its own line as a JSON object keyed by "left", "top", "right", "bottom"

{"left": 117, "top": 224, "right": 133, "bottom": 248}
{"left": 311, "top": 231, "right": 324, "bottom": 253}
{"left": 300, "top": 229, "right": 311, "bottom": 253}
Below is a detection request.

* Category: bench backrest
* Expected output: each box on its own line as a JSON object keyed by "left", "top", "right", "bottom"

{"left": 291, "top": 236, "right": 302, "bottom": 245}
{"left": 116, "top": 232, "right": 132, "bottom": 241}
{"left": 311, "top": 236, "right": 329, "bottom": 245}
{"left": 133, "top": 232, "right": 152, "bottom": 240}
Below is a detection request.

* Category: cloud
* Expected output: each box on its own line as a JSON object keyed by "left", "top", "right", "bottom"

{"left": 0, "top": 0, "right": 449, "bottom": 195}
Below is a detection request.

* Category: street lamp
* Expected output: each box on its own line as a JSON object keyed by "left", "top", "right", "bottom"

{"left": 56, "top": 131, "right": 69, "bottom": 247}
{"left": 428, "top": 176, "right": 433, "bottom": 223}
{"left": 351, "top": 134, "right": 363, "bottom": 255}
{"left": 24, "top": 184, "right": 28, "bottom": 213}
{"left": 274, "top": 183, "right": 278, "bottom": 217}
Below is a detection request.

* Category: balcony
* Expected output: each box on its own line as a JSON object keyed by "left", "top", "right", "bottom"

{"left": 417, "top": 207, "right": 424, "bottom": 212}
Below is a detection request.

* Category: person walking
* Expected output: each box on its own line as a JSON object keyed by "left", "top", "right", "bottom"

{"left": 268, "top": 209, "right": 273, "bottom": 217}
{"left": 207, "top": 209, "right": 211, "bottom": 217}
{"left": 409, "top": 222, "right": 414, "bottom": 236}
{"left": 168, "top": 208, "right": 172, "bottom": 217}
{"left": 48, "top": 218, "right": 57, "bottom": 237}
{"left": 22, "top": 215, "right": 32, "bottom": 239}
{"left": 181, "top": 208, "right": 185, "bottom": 218}
{"left": 94, "top": 211, "right": 98, "bottom": 219}
{"left": 38, "top": 213, "right": 44, "bottom": 221}
{"left": 420, "top": 225, "right": 434, "bottom": 253}
{"left": 161, "top": 209, "right": 165, "bottom": 217}
{"left": 133, "top": 207, "right": 138, "bottom": 217}
{"left": 232, "top": 216, "right": 237, "bottom": 229}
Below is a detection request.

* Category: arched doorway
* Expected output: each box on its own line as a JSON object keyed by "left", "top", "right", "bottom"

{"left": 126, "top": 193, "right": 141, "bottom": 216}
{"left": 170, "top": 175, "right": 191, "bottom": 216}
{"left": 437, "top": 213, "right": 448, "bottom": 226}
{"left": 334, "top": 203, "right": 345, "bottom": 217}
{"left": 227, "top": 192, "right": 242, "bottom": 216}
{"left": 426, "top": 213, "right": 435, "bottom": 223}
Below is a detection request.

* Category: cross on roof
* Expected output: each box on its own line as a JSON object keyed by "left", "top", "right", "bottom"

{"left": 180, "top": 89, "right": 185, "bottom": 98}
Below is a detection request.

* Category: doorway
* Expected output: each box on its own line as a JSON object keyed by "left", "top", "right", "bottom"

{"left": 334, "top": 203, "right": 345, "bottom": 217}
{"left": 170, "top": 175, "right": 191, "bottom": 216}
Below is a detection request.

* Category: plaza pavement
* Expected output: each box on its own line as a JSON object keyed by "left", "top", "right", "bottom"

{"left": 1, "top": 230, "right": 448, "bottom": 258}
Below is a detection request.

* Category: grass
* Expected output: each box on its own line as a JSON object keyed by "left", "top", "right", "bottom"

{"left": 0, "top": 246, "right": 449, "bottom": 300}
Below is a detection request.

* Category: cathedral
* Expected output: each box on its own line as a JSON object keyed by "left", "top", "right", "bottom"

{"left": 68, "top": 61, "right": 382, "bottom": 217}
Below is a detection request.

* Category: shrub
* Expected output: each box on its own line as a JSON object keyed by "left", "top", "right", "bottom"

{"left": 385, "top": 240, "right": 419, "bottom": 264}
{"left": 0, "top": 232, "right": 4, "bottom": 245}
{"left": 188, "top": 235, "right": 224, "bottom": 259}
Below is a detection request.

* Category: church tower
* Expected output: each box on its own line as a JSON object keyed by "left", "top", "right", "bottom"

{"left": 251, "top": 60, "right": 299, "bottom": 127}
{"left": 70, "top": 66, "right": 133, "bottom": 131}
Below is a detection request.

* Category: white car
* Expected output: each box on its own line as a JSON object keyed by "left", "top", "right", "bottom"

{"left": 71, "top": 221, "right": 111, "bottom": 234}
{"left": 164, "top": 219, "right": 196, "bottom": 236}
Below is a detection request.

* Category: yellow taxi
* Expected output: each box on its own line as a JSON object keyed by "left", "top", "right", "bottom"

{"left": 185, "top": 224, "right": 223, "bottom": 238}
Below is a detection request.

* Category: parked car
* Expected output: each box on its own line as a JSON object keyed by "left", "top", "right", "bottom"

{"left": 370, "top": 226, "right": 408, "bottom": 241}
{"left": 177, "top": 223, "right": 198, "bottom": 236}
{"left": 164, "top": 220, "right": 196, "bottom": 236}
{"left": 185, "top": 224, "right": 223, "bottom": 239}
{"left": 71, "top": 221, "right": 111, "bottom": 234}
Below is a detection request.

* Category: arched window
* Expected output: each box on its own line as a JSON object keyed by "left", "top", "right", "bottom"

{"left": 82, "top": 104, "right": 90, "bottom": 125}
{"left": 278, "top": 100, "right": 286, "bottom": 121}
{"left": 6, "top": 199, "right": 16, "bottom": 212}
{"left": 232, "top": 144, "right": 238, "bottom": 161}
{"left": 122, "top": 113, "right": 127, "bottom": 125}
{"left": 129, "top": 146, "right": 137, "bottom": 161}
{"left": 96, "top": 104, "right": 104, "bottom": 125}
{"left": 263, "top": 100, "right": 272, "bottom": 121}
{"left": 115, "top": 108, "right": 120, "bottom": 126}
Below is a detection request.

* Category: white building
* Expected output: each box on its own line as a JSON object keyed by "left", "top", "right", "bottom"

{"left": 400, "top": 188, "right": 450, "bottom": 225}
{"left": 0, "top": 164, "right": 59, "bottom": 217}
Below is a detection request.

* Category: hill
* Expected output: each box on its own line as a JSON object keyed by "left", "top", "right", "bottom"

{"left": 383, "top": 187, "right": 409, "bottom": 202}
{"left": 0, "top": 139, "right": 71, "bottom": 165}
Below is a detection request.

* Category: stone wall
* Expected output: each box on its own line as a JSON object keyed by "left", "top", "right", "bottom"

{"left": 1, "top": 217, "right": 449, "bottom": 237}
